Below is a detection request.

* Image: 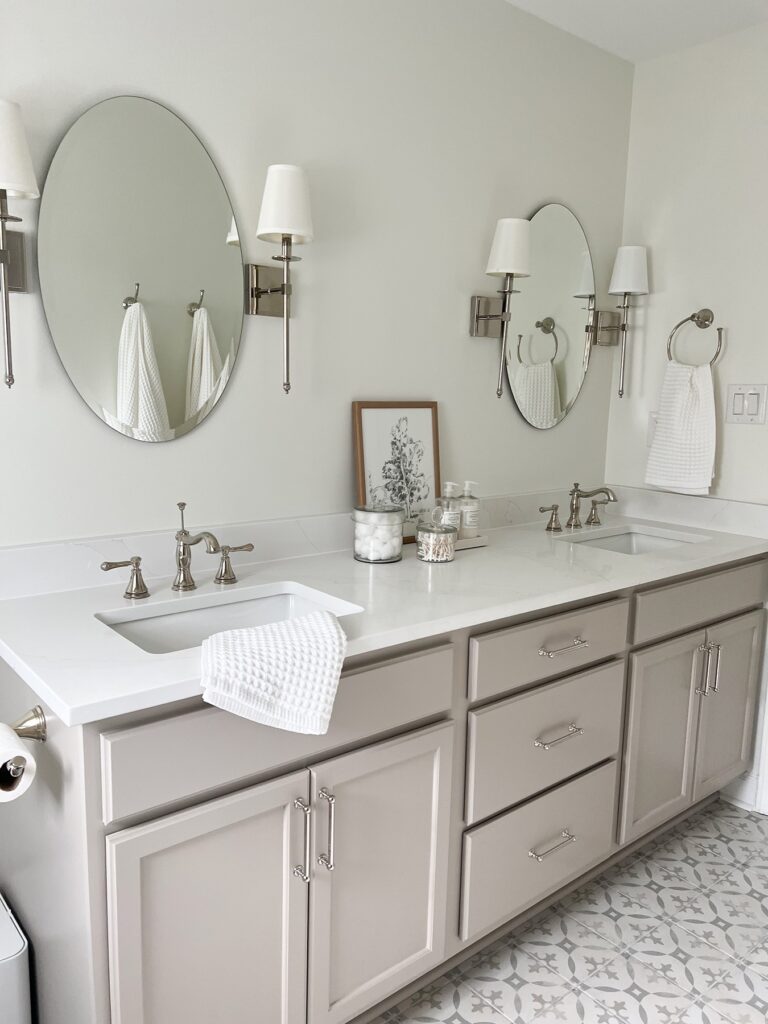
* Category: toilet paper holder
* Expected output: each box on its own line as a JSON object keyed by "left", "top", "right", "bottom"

{"left": 11, "top": 706, "right": 47, "bottom": 744}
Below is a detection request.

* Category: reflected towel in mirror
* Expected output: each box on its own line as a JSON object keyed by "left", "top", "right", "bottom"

{"left": 116, "top": 302, "right": 172, "bottom": 442}
{"left": 185, "top": 307, "right": 223, "bottom": 420}
{"left": 513, "top": 361, "right": 561, "bottom": 429}
{"left": 645, "top": 360, "right": 715, "bottom": 494}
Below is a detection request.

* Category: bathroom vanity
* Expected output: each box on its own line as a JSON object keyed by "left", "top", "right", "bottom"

{"left": 0, "top": 517, "right": 766, "bottom": 1024}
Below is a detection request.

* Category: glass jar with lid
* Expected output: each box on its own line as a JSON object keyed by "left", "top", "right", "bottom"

{"left": 416, "top": 509, "right": 458, "bottom": 563}
{"left": 352, "top": 505, "right": 406, "bottom": 563}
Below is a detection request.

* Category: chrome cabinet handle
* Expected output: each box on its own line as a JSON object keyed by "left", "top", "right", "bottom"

{"left": 538, "top": 636, "right": 589, "bottom": 659}
{"left": 293, "top": 798, "right": 311, "bottom": 883}
{"left": 317, "top": 788, "right": 336, "bottom": 871}
{"left": 528, "top": 829, "right": 576, "bottom": 863}
{"left": 708, "top": 642, "right": 722, "bottom": 693}
{"left": 534, "top": 724, "right": 584, "bottom": 751}
{"left": 695, "top": 643, "right": 712, "bottom": 696}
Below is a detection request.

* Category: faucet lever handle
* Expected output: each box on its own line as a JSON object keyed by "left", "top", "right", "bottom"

{"left": 214, "top": 543, "right": 255, "bottom": 586}
{"left": 177, "top": 501, "right": 187, "bottom": 532}
{"left": 101, "top": 556, "right": 149, "bottom": 600}
{"left": 585, "top": 499, "right": 610, "bottom": 527}
{"left": 538, "top": 505, "right": 562, "bottom": 533}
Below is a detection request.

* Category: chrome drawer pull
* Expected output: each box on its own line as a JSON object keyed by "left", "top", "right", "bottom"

{"left": 528, "top": 829, "right": 577, "bottom": 863}
{"left": 709, "top": 642, "right": 722, "bottom": 693}
{"left": 317, "top": 788, "right": 336, "bottom": 871}
{"left": 695, "top": 643, "right": 712, "bottom": 696}
{"left": 534, "top": 724, "right": 584, "bottom": 751}
{"left": 538, "top": 636, "right": 589, "bottom": 659}
{"left": 293, "top": 798, "right": 311, "bottom": 883}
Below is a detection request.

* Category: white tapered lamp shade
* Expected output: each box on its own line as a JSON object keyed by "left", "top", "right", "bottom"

{"left": 256, "top": 164, "right": 313, "bottom": 244}
{"left": 226, "top": 216, "right": 240, "bottom": 247}
{"left": 0, "top": 100, "right": 38, "bottom": 198}
{"left": 485, "top": 218, "right": 530, "bottom": 277}
{"left": 609, "top": 245, "right": 648, "bottom": 295}
{"left": 573, "top": 250, "right": 595, "bottom": 298}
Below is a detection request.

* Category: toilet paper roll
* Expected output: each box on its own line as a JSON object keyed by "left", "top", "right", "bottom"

{"left": 0, "top": 723, "right": 36, "bottom": 802}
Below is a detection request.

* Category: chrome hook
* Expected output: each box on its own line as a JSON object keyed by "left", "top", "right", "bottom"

{"left": 187, "top": 289, "right": 205, "bottom": 318}
{"left": 122, "top": 282, "right": 140, "bottom": 310}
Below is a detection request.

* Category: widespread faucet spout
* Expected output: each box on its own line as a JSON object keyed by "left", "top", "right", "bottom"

{"left": 172, "top": 502, "right": 221, "bottom": 591}
{"left": 566, "top": 483, "right": 618, "bottom": 530}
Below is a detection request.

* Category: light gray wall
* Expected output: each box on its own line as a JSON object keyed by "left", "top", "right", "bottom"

{"left": 605, "top": 25, "right": 768, "bottom": 503}
{"left": 1, "top": 0, "right": 633, "bottom": 544}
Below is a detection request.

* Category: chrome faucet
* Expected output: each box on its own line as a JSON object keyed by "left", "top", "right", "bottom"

{"left": 566, "top": 483, "right": 617, "bottom": 530}
{"left": 173, "top": 502, "right": 221, "bottom": 591}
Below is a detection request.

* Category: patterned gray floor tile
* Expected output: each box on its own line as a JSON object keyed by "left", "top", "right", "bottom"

{"left": 391, "top": 979, "right": 509, "bottom": 1022}
{"left": 370, "top": 803, "right": 768, "bottom": 1024}
{"left": 463, "top": 974, "right": 584, "bottom": 1024}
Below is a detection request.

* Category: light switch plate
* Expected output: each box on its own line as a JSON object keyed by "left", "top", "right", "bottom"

{"left": 726, "top": 384, "right": 768, "bottom": 424}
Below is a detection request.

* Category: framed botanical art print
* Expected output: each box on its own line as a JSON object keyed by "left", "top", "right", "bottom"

{"left": 352, "top": 401, "right": 441, "bottom": 533}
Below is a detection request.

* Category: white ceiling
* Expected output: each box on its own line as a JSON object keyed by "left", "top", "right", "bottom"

{"left": 505, "top": 0, "right": 768, "bottom": 62}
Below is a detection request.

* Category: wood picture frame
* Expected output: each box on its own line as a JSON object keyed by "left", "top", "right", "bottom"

{"left": 352, "top": 401, "right": 441, "bottom": 538}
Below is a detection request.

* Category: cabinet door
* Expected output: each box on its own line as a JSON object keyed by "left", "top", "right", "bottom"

{"left": 106, "top": 771, "right": 310, "bottom": 1024}
{"left": 307, "top": 722, "right": 454, "bottom": 1024}
{"left": 619, "top": 631, "right": 705, "bottom": 845}
{"left": 694, "top": 610, "right": 765, "bottom": 801}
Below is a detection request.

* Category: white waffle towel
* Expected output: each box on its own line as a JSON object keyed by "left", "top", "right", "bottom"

{"left": 201, "top": 611, "right": 348, "bottom": 734}
{"left": 115, "top": 302, "right": 172, "bottom": 442}
{"left": 185, "top": 307, "right": 223, "bottom": 420}
{"left": 513, "top": 361, "right": 561, "bottom": 429}
{"left": 645, "top": 360, "right": 716, "bottom": 494}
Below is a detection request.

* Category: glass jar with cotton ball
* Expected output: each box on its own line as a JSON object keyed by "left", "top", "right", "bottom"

{"left": 352, "top": 505, "right": 406, "bottom": 563}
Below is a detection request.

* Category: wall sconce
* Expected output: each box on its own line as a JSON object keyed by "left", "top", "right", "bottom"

{"left": 244, "top": 164, "right": 313, "bottom": 394}
{"left": 0, "top": 100, "right": 38, "bottom": 388}
{"left": 607, "top": 245, "right": 649, "bottom": 398}
{"left": 469, "top": 218, "right": 531, "bottom": 398}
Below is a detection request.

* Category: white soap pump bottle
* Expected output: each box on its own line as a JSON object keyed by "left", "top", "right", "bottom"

{"left": 459, "top": 481, "right": 480, "bottom": 539}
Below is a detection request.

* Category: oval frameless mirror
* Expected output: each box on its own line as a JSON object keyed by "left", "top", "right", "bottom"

{"left": 38, "top": 96, "right": 243, "bottom": 442}
{"left": 505, "top": 204, "right": 594, "bottom": 429}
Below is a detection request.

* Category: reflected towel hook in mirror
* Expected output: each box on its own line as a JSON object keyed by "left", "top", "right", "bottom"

{"left": 186, "top": 288, "right": 205, "bottom": 318}
{"left": 122, "top": 282, "right": 140, "bottom": 310}
{"left": 517, "top": 321, "right": 559, "bottom": 365}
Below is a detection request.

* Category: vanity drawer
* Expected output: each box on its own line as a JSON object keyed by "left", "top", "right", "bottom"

{"left": 468, "top": 598, "right": 629, "bottom": 702}
{"left": 100, "top": 645, "right": 454, "bottom": 825}
{"left": 465, "top": 661, "right": 624, "bottom": 825}
{"left": 460, "top": 761, "right": 618, "bottom": 942}
{"left": 633, "top": 560, "right": 768, "bottom": 645}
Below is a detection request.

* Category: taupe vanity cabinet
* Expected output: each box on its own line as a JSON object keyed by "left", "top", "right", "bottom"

{"left": 620, "top": 579, "right": 765, "bottom": 845}
{"left": 106, "top": 771, "right": 310, "bottom": 1024}
{"left": 2, "top": 557, "right": 767, "bottom": 1024}
{"left": 105, "top": 721, "right": 454, "bottom": 1024}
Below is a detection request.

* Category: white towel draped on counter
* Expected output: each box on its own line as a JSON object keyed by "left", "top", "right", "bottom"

{"left": 115, "top": 302, "right": 172, "bottom": 442}
{"left": 645, "top": 360, "right": 716, "bottom": 494}
{"left": 512, "top": 361, "right": 562, "bottom": 429}
{"left": 185, "top": 307, "right": 223, "bottom": 421}
{"left": 201, "top": 612, "right": 348, "bottom": 734}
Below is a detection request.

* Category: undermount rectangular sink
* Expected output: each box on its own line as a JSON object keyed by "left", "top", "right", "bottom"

{"left": 560, "top": 525, "right": 707, "bottom": 556}
{"left": 96, "top": 582, "right": 364, "bottom": 655}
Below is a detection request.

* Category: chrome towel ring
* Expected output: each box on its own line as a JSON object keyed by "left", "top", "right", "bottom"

{"left": 517, "top": 317, "right": 559, "bottom": 365}
{"left": 667, "top": 308, "right": 723, "bottom": 367}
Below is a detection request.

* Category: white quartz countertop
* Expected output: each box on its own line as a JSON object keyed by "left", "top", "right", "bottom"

{"left": 1, "top": 515, "right": 767, "bottom": 726}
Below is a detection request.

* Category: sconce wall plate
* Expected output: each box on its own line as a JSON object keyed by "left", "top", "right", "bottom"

{"left": 244, "top": 263, "right": 284, "bottom": 318}
{"left": 594, "top": 309, "right": 621, "bottom": 345}
{"left": 6, "top": 230, "right": 26, "bottom": 292}
{"left": 470, "top": 295, "right": 506, "bottom": 339}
